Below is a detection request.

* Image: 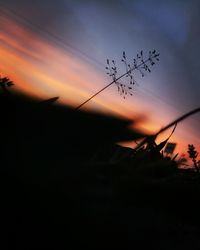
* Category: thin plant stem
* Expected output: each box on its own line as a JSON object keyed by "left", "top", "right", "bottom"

{"left": 135, "top": 107, "right": 200, "bottom": 151}
{"left": 75, "top": 57, "right": 152, "bottom": 110}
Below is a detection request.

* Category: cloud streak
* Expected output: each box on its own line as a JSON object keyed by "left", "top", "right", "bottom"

{"left": 0, "top": 0, "right": 199, "bottom": 155}
{"left": 0, "top": 15, "right": 142, "bottom": 118}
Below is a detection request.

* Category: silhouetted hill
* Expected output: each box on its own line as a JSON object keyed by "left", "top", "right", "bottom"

{"left": 0, "top": 93, "right": 145, "bottom": 249}
{"left": 1, "top": 93, "right": 144, "bottom": 168}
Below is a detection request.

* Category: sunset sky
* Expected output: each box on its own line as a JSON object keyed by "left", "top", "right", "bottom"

{"left": 0, "top": 0, "right": 200, "bottom": 155}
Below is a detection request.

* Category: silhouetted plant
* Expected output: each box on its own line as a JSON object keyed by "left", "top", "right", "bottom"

{"left": 0, "top": 76, "right": 14, "bottom": 93}
{"left": 177, "top": 155, "right": 188, "bottom": 168}
{"left": 105, "top": 50, "right": 159, "bottom": 99}
{"left": 76, "top": 50, "right": 159, "bottom": 109}
{"left": 188, "top": 144, "right": 199, "bottom": 172}
{"left": 134, "top": 107, "right": 200, "bottom": 153}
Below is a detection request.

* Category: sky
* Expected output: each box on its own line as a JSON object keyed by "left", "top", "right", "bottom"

{"left": 0, "top": 0, "right": 200, "bottom": 156}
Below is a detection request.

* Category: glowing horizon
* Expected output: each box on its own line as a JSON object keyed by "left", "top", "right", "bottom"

{"left": 1, "top": 14, "right": 199, "bottom": 158}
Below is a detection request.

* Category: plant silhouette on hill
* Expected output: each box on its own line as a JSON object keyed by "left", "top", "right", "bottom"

{"left": 188, "top": 144, "right": 199, "bottom": 172}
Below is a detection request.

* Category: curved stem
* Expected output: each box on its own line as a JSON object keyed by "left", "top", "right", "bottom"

{"left": 135, "top": 107, "right": 200, "bottom": 150}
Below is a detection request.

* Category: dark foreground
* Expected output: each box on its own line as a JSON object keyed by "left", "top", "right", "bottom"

{"left": 1, "top": 94, "right": 200, "bottom": 249}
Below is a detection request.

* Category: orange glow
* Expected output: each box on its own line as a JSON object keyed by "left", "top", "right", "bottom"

{"left": 0, "top": 15, "right": 199, "bottom": 157}
{"left": 0, "top": 15, "right": 140, "bottom": 117}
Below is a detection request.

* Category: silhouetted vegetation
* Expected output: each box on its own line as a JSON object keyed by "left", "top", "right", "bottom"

{"left": 1, "top": 76, "right": 200, "bottom": 249}
{"left": 76, "top": 50, "right": 159, "bottom": 109}
{"left": 188, "top": 144, "right": 200, "bottom": 172}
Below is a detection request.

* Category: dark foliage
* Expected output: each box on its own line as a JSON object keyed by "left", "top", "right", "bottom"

{"left": 188, "top": 144, "right": 199, "bottom": 172}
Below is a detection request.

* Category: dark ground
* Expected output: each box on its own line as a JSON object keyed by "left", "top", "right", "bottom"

{"left": 1, "top": 93, "right": 200, "bottom": 249}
